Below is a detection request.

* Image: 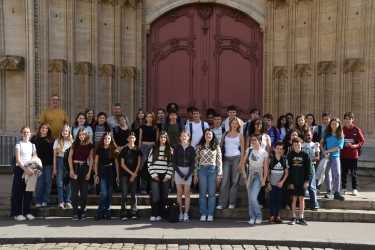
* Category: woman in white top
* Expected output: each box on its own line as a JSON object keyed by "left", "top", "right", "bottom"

{"left": 53, "top": 124, "right": 73, "bottom": 209}
{"left": 217, "top": 117, "right": 245, "bottom": 209}
{"left": 11, "top": 126, "right": 37, "bottom": 221}
{"left": 240, "top": 134, "right": 269, "bottom": 225}
{"left": 247, "top": 118, "right": 272, "bottom": 153}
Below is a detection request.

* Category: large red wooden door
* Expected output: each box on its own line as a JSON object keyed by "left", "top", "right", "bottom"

{"left": 147, "top": 4, "right": 263, "bottom": 115}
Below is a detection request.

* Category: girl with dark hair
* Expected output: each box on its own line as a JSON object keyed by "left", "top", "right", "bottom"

{"left": 247, "top": 118, "right": 271, "bottom": 153}
{"left": 147, "top": 132, "right": 174, "bottom": 222}
{"left": 295, "top": 115, "right": 310, "bottom": 140}
{"left": 131, "top": 108, "right": 145, "bottom": 132}
{"left": 165, "top": 110, "right": 184, "bottom": 148}
{"left": 11, "top": 126, "right": 38, "bottom": 221}
{"left": 31, "top": 123, "right": 54, "bottom": 207}
{"left": 194, "top": 129, "right": 223, "bottom": 222}
{"left": 92, "top": 112, "right": 111, "bottom": 145}
{"left": 322, "top": 118, "right": 345, "bottom": 201}
{"left": 305, "top": 113, "right": 316, "bottom": 132}
{"left": 283, "top": 129, "right": 299, "bottom": 155}
{"left": 85, "top": 108, "right": 96, "bottom": 128}
{"left": 68, "top": 128, "right": 94, "bottom": 220}
{"left": 94, "top": 133, "right": 119, "bottom": 220}
{"left": 277, "top": 115, "right": 289, "bottom": 141}
{"left": 72, "top": 112, "right": 94, "bottom": 142}
{"left": 113, "top": 115, "right": 130, "bottom": 150}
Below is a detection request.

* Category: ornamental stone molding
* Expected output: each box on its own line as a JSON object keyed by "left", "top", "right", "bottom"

{"left": 74, "top": 62, "right": 93, "bottom": 75}
{"left": 344, "top": 58, "right": 365, "bottom": 73}
{"left": 99, "top": 64, "right": 115, "bottom": 77}
{"left": 99, "top": 0, "right": 116, "bottom": 5}
{"left": 294, "top": 64, "right": 312, "bottom": 77}
{"left": 0, "top": 55, "right": 25, "bottom": 71}
{"left": 317, "top": 61, "right": 336, "bottom": 75}
{"left": 120, "top": 66, "right": 137, "bottom": 80}
{"left": 119, "top": 0, "right": 141, "bottom": 9}
{"left": 267, "top": 0, "right": 288, "bottom": 9}
{"left": 48, "top": 59, "right": 67, "bottom": 73}
{"left": 272, "top": 66, "right": 288, "bottom": 80}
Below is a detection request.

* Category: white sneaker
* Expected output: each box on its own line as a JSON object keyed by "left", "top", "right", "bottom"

{"left": 255, "top": 218, "right": 262, "bottom": 224}
{"left": 156, "top": 216, "right": 162, "bottom": 221}
{"left": 341, "top": 189, "right": 347, "bottom": 195}
{"left": 35, "top": 203, "right": 42, "bottom": 208}
{"left": 248, "top": 218, "right": 255, "bottom": 225}
{"left": 178, "top": 213, "right": 184, "bottom": 222}
{"left": 14, "top": 215, "right": 26, "bottom": 221}
{"left": 200, "top": 215, "right": 206, "bottom": 222}
{"left": 216, "top": 205, "right": 223, "bottom": 210}
{"left": 150, "top": 216, "right": 156, "bottom": 222}
{"left": 58, "top": 203, "right": 65, "bottom": 209}
{"left": 183, "top": 213, "right": 189, "bottom": 222}
{"left": 41, "top": 202, "right": 47, "bottom": 207}
{"left": 352, "top": 189, "right": 359, "bottom": 196}
{"left": 207, "top": 215, "right": 214, "bottom": 222}
{"left": 26, "top": 214, "right": 35, "bottom": 220}
{"left": 228, "top": 204, "right": 235, "bottom": 209}
{"left": 65, "top": 203, "right": 73, "bottom": 209}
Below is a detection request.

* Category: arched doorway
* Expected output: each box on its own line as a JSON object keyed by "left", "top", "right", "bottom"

{"left": 147, "top": 3, "right": 263, "bottom": 116}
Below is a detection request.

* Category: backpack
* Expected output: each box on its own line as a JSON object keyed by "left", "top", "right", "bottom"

{"left": 166, "top": 201, "right": 179, "bottom": 223}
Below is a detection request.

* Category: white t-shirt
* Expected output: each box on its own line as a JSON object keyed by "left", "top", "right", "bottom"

{"left": 224, "top": 134, "right": 241, "bottom": 157}
{"left": 53, "top": 139, "right": 72, "bottom": 157}
{"left": 302, "top": 141, "right": 320, "bottom": 163}
{"left": 185, "top": 121, "right": 209, "bottom": 148}
{"left": 247, "top": 148, "right": 268, "bottom": 176}
{"left": 15, "top": 141, "right": 36, "bottom": 164}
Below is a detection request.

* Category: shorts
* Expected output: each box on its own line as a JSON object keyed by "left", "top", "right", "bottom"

{"left": 174, "top": 166, "right": 192, "bottom": 185}
{"left": 291, "top": 185, "right": 306, "bottom": 197}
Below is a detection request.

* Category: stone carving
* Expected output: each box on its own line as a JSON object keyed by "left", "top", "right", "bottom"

{"left": 120, "top": 66, "right": 137, "bottom": 80}
{"left": 120, "top": 0, "right": 140, "bottom": 9}
{"left": 99, "top": 64, "right": 115, "bottom": 77}
{"left": 74, "top": 62, "right": 93, "bottom": 75}
{"left": 317, "top": 61, "right": 336, "bottom": 75}
{"left": 267, "top": 0, "right": 289, "bottom": 9}
{"left": 294, "top": 64, "right": 312, "bottom": 77}
{"left": 99, "top": 0, "right": 116, "bottom": 5}
{"left": 0, "top": 55, "right": 25, "bottom": 71}
{"left": 273, "top": 66, "right": 288, "bottom": 80}
{"left": 344, "top": 58, "right": 365, "bottom": 73}
{"left": 197, "top": 4, "right": 213, "bottom": 34}
{"left": 48, "top": 59, "right": 67, "bottom": 73}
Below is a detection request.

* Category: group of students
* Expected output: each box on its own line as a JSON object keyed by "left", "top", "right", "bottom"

{"left": 10, "top": 99, "right": 365, "bottom": 226}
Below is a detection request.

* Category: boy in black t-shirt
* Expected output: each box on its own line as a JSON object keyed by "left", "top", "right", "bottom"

{"left": 268, "top": 141, "right": 289, "bottom": 224}
{"left": 287, "top": 137, "right": 312, "bottom": 225}
{"left": 119, "top": 133, "right": 142, "bottom": 220}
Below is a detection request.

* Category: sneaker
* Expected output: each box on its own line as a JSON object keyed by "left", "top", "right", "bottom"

{"left": 58, "top": 203, "right": 65, "bottom": 210}
{"left": 156, "top": 216, "right": 162, "bottom": 221}
{"left": 289, "top": 218, "right": 297, "bottom": 225}
{"left": 334, "top": 192, "right": 345, "bottom": 201}
{"left": 216, "top": 205, "right": 223, "bottom": 210}
{"left": 341, "top": 189, "right": 347, "bottom": 195}
{"left": 80, "top": 213, "right": 87, "bottom": 220}
{"left": 255, "top": 218, "right": 262, "bottom": 224}
{"left": 269, "top": 216, "right": 275, "bottom": 224}
{"left": 275, "top": 217, "right": 283, "bottom": 224}
{"left": 95, "top": 214, "right": 104, "bottom": 221}
{"left": 72, "top": 214, "right": 79, "bottom": 221}
{"left": 200, "top": 215, "right": 206, "bottom": 222}
{"left": 35, "top": 203, "right": 42, "bottom": 208}
{"left": 183, "top": 213, "right": 189, "bottom": 222}
{"left": 150, "top": 216, "right": 156, "bottom": 222}
{"left": 14, "top": 215, "right": 26, "bottom": 221}
{"left": 131, "top": 215, "right": 137, "bottom": 220}
{"left": 297, "top": 218, "right": 308, "bottom": 225}
{"left": 41, "top": 202, "right": 47, "bottom": 207}
{"left": 228, "top": 204, "right": 235, "bottom": 209}
{"left": 65, "top": 203, "right": 73, "bottom": 209}
{"left": 312, "top": 207, "right": 319, "bottom": 211}
{"left": 207, "top": 215, "right": 214, "bottom": 222}
{"left": 178, "top": 213, "right": 184, "bottom": 222}
{"left": 121, "top": 216, "right": 128, "bottom": 221}
{"left": 324, "top": 193, "right": 334, "bottom": 199}
{"left": 248, "top": 218, "right": 255, "bottom": 225}
{"left": 26, "top": 214, "right": 35, "bottom": 220}
{"left": 352, "top": 189, "right": 359, "bottom": 196}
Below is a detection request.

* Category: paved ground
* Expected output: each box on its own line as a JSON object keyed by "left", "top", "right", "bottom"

{"left": 0, "top": 243, "right": 340, "bottom": 250}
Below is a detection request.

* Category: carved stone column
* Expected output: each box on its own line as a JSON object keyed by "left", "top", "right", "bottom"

{"left": 48, "top": 59, "right": 68, "bottom": 111}
{"left": 294, "top": 64, "right": 312, "bottom": 114}
{"left": 74, "top": 62, "right": 93, "bottom": 114}
{"left": 272, "top": 66, "right": 288, "bottom": 115}
{"left": 120, "top": 66, "right": 137, "bottom": 118}
{"left": 98, "top": 64, "right": 115, "bottom": 113}
{"left": 317, "top": 61, "right": 336, "bottom": 116}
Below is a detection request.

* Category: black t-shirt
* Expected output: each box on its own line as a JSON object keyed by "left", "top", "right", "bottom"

{"left": 96, "top": 147, "right": 115, "bottom": 177}
{"left": 287, "top": 150, "right": 312, "bottom": 186}
{"left": 31, "top": 136, "right": 54, "bottom": 165}
{"left": 141, "top": 125, "right": 157, "bottom": 142}
{"left": 113, "top": 126, "right": 130, "bottom": 147}
{"left": 119, "top": 146, "right": 142, "bottom": 176}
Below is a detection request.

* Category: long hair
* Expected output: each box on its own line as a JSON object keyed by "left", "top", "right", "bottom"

{"left": 325, "top": 118, "right": 344, "bottom": 139}
{"left": 93, "top": 112, "right": 111, "bottom": 132}
{"left": 249, "top": 118, "right": 267, "bottom": 136}
{"left": 295, "top": 114, "right": 310, "bottom": 138}
{"left": 277, "top": 115, "right": 289, "bottom": 130}
{"left": 96, "top": 132, "right": 117, "bottom": 161}
{"left": 152, "top": 131, "right": 172, "bottom": 162}
{"left": 36, "top": 123, "right": 53, "bottom": 143}
{"left": 305, "top": 113, "right": 316, "bottom": 127}
{"left": 74, "top": 112, "right": 87, "bottom": 127}
{"left": 57, "top": 124, "right": 73, "bottom": 153}
{"left": 144, "top": 112, "right": 156, "bottom": 127}
{"left": 229, "top": 117, "right": 241, "bottom": 133}
{"left": 72, "top": 127, "right": 91, "bottom": 148}
{"left": 197, "top": 128, "right": 219, "bottom": 151}
{"left": 84, "top": 108, "right": 95, "bottom": 125}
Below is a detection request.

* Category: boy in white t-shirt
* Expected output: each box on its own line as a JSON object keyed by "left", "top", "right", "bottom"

{"left": 185, "top": 107, "right": 209, "bottom": 148}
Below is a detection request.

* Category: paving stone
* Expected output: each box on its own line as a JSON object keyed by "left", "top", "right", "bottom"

{"left": 242, "top": 245, "right": 256, "bottom": 250}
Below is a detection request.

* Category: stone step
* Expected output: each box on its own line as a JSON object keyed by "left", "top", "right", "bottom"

{"left": 2, "top": 205, "right": 375, "bottom": 223}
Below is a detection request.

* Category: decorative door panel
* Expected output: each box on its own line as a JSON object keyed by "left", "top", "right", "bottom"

{"left": 148, "top": 4, "right": 263, "bottom": 116}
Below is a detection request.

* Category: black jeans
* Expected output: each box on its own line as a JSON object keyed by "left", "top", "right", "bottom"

{"left": 71, "top": 164, "right": 89, "bottom": 216}
{"left": 150, "top": 176, "right": 170, "bottom": 217}
{"left": 120, "top": 175, "right": 138, "bottom": 214}
{"left": 341, "top": 158, "right": 358, "bottom": 190}
{"left": 11, "top": 167, "right": 33, "bottom": 216}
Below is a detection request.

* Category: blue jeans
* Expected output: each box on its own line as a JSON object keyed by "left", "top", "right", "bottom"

{"left": 35, "top": 165, "right": 52, "bottom": 204}
{"left": 247, "top": 175, "right": 262, "bottom": 220}
{"left": 308, "top": 164, "right": 319, "bottom": 209}
{"left": 97, "top": 174, "right": 113, "bottom": 217}
{"left": 269, "top": 185, "right": 282, "bottom": 217}
{"left": 198, "top": 165, "right": 217, "bottom": 216}
{"left": 56, "top": 157, "right": 71, "bottom": 203}
{"left": 325, "top": 157, "right": 341, "bottom": 193}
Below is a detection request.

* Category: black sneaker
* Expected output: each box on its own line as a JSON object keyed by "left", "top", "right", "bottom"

{"left": 95, "top": 214, "right": 103, "bottom": 221}
{"left": 334, "top": 192, "right": 345, "bottom": 201}
{"left": 80, "top": 213, "right": 87, "bottom": 220}
{"left": 297, "top": 218, "right": 308, "bottom": 225}
{"left": 289, "top": 218, "right": 297, "bottom": 225}
{"left": 72, "top": 214, "right": 79, "bottom": 221}
{"left": 104, "top": 214, "right": 111, "bottom": 220}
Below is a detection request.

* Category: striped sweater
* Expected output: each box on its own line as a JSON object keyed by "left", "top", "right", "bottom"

{"left": 147, "top": 145, "right": 174, "bottom": 178}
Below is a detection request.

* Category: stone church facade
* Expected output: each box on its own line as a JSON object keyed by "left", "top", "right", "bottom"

{"left": 0, "top": 0, "right": 374, "bottom": 136}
